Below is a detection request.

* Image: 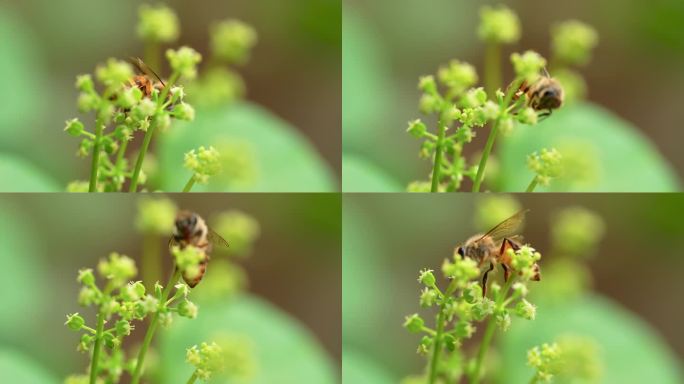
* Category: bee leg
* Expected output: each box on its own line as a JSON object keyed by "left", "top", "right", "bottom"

{"left": 481, "top": 262, "right": 494, "bottom": 297}
{"left": 501, "top": 263, "right": 510, "bottom": 282}
{"left": 538, "top": 110, "right": 552, "bottom": 121}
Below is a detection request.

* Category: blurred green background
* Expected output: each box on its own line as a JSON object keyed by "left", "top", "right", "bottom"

{"left": 0, "top": 0, "right": 340, "bottom": 191}
{"left": 0, "top": 193, "right": 340, "bottom": 383}
{"left": 343, "top": 0, "right": 684, "bottom": 192}
{"left": 343, "top": 194, "right": 684, "bottom": 383}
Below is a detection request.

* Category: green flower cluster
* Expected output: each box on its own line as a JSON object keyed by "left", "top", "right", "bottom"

{"left": 210, "top": 20, "right": 258, "bottom": 65}
{"left": 137, "top": 4, "right": 180, "bottom": 43}
{"left": 550, "top": 20, "right": 598, "bottom": 103}
{"left": 527, "top": 148, "right": 563, "bottom": 189}
{"left": 478, "top": 5, "right": 521, "bottom": 44}
{"left": 528, "top": 335, "right": 602, "bottom": 383}
{"left": 186, "top": 342, "right": 225, "bottom": 382}
{"left": 404, "top": 244, "right": 543, "bottom": 383}
{"left": 64, "top": 253, "right": 198, "bottom": 383}
{"left": 65, "top": 47, "right": 200, "bottom": 192}
{"left": 184, "top": 146, "right": 223, "bottom": 187}
{"left": 135, "top": 197, "right": 178, "bottom": 235}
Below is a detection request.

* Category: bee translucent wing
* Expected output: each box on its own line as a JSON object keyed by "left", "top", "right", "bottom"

{"left": 128, "top": 57, "right": 165, "bottom": 86}
{"left": 479, "top": 209, "right": 529, "bottom": 242}
{"left": 208, "top": 228, "right": 230, "bottom": 249}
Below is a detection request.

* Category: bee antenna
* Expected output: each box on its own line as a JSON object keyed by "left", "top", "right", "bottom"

{"left": 542, "top": 67, "right": 551, "bottom": 78}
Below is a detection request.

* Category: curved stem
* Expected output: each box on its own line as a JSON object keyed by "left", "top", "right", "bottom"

{"left": 472, "top": 119, "right": 500, "bottom": 192}
{"left": 182, "top": 175, "right": 196, "bottom": 192}
{"left": 430, "top": 120, "right": 447, "bottom": 193}
{"left": 128, "top": 121, "right": 156, "bottom": 192}
{"left": 88, "top": 117, "right": 105, "bottom": 192}
{"left": 526, "top": 177, "right": 539, "bottom": 192}
{"left": 484, "top": 42, "right": 501, "bottom": 97}
{"left": 427, "top": 281, "right": 457, "bottom": 383}
{"left": 186, "top": 371, "right": 198, "bottom": 384}
{"left": 130, "top": 268, "right": 182, "bottom": 384}
{"left": 470, "top": 277, "right": 516, "bottom": 384}
{"left": 89, "top": 310, "right": 106, "bottom": 384}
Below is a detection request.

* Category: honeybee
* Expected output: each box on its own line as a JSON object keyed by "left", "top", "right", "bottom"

{"left": 170, "top": 210, "right": 230, "bottom": 288}
{"left": 128, "top": 57, "right": 166, "bottom": 98}
{"left": 455, "top": 210, "right": 540, "bottom": 297}
{"left": 516, "top": 68, "right": 564, "bottom": 119}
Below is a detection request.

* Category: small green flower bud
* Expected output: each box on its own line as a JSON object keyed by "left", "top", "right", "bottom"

{"left": 403, "top": 314, "right": 425, "bottom": 333}
{"left": 517, "top": 107, "right": 538, "bottom": 125}
{"left": 184, "top": 146, "right": 223, "bottom": 184}
{"left": 178, "top": 299, "right": 199, "bottom": 319}
{"left": 156, "top": 113, "right": 172, "bottom": 131}
{"left": 512, "top": 282, "right": 528, "bottom": 297}
{"left": 170, "top": 86, "right": 186, "bottom": 103}
{"left": 528, "top": 148, "right": 563, "bottom": 187}
{"left": 172, "top": 102, "right": 195, "bottom": 121}
{"left": 210, "top": 19, "right": 257, "bottom": 65}
{"left": 511, "top": 51, "right": 547, "bottom": 83}
{"left": 154, "top": 282, "right": 163, "bottom": 299}
{"left": 418, "top": 268, "right": 436, "bottom": 286}
{"left": 481, "top": 101, "right": 500, "bottom": 120}
{"left": 454, "top": 321, "right": 476, "bottom": 339}
{"left": 137, "top": 4, "right": 180, "bottom": 43}
{"left": 131, "top": 98, "right": 156, "bottom": 121}
{"left": 77, "top": 334, "right": 94, "bottom": 353}
{"left": 495, "top": 309, "right": 511, "bottom": 331}
{"left": 443, "top": 334, "right": 458, "bottom": 351}
{"left": 444, "top": 106, "right": 462, "bottom": 123}
{"left": 96, "top": 58, "right": 134, "bottom": 89}
{"left": 98, "top": 253, "right": 137, "bottom": 286}
{"left": 77, "top": 268, "right": 95, "bottom": 286}
{"left": 78, "top": 287, "right": 97, "bottom": 306}
{"left": 167, "top": 46, "right": 202, "bottom": 80}
{"left": 478, "top": 5, "right": 521, "bottom": 44}
{"left": 159, "top": 312, "right": 174, "bottom": 328}
{"left": 419, "top": 94, "right": 442, "bottom": 115}
{"left": 419, "top": 75, "right": 437, "bottom": 95}
{"left": 75, "top": 74, "right": 94, "bottom": 93}
{"left": 417, "top": 336, "right": 432, "bottom": 355}
{"left": 117, "top": 87, "right": 142, "bottom": 109}
{"left": 65, "top": 313, "right": 85, "bottom": 331}
{"left": 407, "top": 119, "right": 427, "bottom": 138}
{"left": 64, "top": 118, "right": 85, "bottom": 137}
{"left": 115, "top": 319, "right": 133, "bottom": 337}
{"left": 101, "top": 298, "right": 121, "bottom": 317}
{"left": 463, "top": 282, "right": 482, "bottom": 304}
{"left": 186, "top": 342, "right": 225, "bottom": 381}
{"left": 460, "top": 87, "right": 487, "bottom": 108}
{"left": 441, "top": 256, "right": 480, "bottom": 288}
{"left": 499, "top": 116, "right": 515, "bottom": 136}
{"left": 438, "top": 60, "right": 478, "bottom": 95}
{"left": 509, "top": 246, "right": 542, "bottom": 281}
{"left": 455, "top": 125, "right": 475, "bottom": 143}
{"left": 472, "top": 298, "right": 495, "bottom": 320}
{"left": 552, "top": 20, "right": 598, "bottom": 66}
{"left": 103, "top": 332, "right": 120, "bottom": 349}
{"left": 120, "top": 281, "right": 145, "bottom": 302}
{"left": 172, "top": 283, "right": 190, "bottom": 301}
{"left": 419, "top": 288, "right": 438, "bottom": 308}
{"left": 515, "top": 299, "right": 536, "bottom": 320}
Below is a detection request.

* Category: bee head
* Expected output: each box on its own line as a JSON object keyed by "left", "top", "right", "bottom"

{"left": 538, "top": 82, "right": 564, "bottom": 110}
{"left": 174, "top": 210, "right": 198, "bottom": 238}
{"left": 456, "top": 246, "right": 465, "bottom": 259}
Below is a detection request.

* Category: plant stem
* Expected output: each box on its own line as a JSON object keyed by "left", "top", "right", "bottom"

{"left": 89, "top": 310, "right": 106, "bottom": 384}
{"left": 182, "top": 175, "right": 196, "bottom": 192}
{"left": 144, "top": 41, "right": 161, "bottom": 75}
{"left": 470, "top": 277, "right": 516, "bottom": 384}
{"left": 484, "top": 42, "right": 501, "bottom": 97}
{"left": 427, "top": 281, "right": 457, "bottom": 384}
{"left": 128, "top": 121, "right": 157, "bottom": 192}
{"left": 430, "top": 119, "right": 447, "bottom": 193}
{"left": 88, "top": 117, "right": 105, "bottom": 192}
{"left": 142, "top": 233, "right": 161, "bottom": 290}
{"left": 472, "top": 119, "right": 500, "bottom": 192}
{"left": 186, "top": 371, "right": 198, "bottom": 384}
{"left": 130, "top": 267, "right": 182, "bottom": 384}
{"left": 526, "top": 177, "right": 539, "bottom": 192}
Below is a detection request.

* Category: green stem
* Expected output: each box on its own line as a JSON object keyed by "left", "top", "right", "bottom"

{"left": 142, "top": 233, "right": 161, "bottom": 290}
{"left": 89, "top": 310, "right": 106, "bottom": 384}
{"left": 427, "top": 281, "right": 457, "bottom": 384}
{"left": 182, "top": 175, "right": 196, "bottom": 192}
{"left": 526, "top": 177, "right": 539, "bottom": 192}
{"left": 470, "top": 277, "right": 516, "bottom": 384}
{"left": 472, "top": 119, "right": 500, "bottom": 192}
{"left": 88, "top": 117, "right": 105, "bottom": 192}
{"left": 128, "top": 121, "right": 156, "bottom": 192}
{"left": 130, "top": 268, "right": 182, "bottom": 384}
{"left": 484, "top": 42, "right": 501, "bottom": 97}
{"left": 144, "top": 41, "right": 161, "bottom": 75}
{"left": 186, "top": 371, "right": 198, "bottom": 384}
{"left": 430, "top": 119, "right": 447, "bottom": 193}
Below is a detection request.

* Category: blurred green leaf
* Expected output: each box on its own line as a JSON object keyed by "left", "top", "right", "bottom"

{"left": 343, "top": 347, "right": 396, "bottom": 384}
{"left": 0, "top": 349, "right": 58, "bottom": 384}
{"left": 343, "top": 154, "right": 403, "bottom": 192}
{"left": 157, "top": 101, "right": 336, "bottom": 192}
{"left": 498, "top": 102, "right": 681, "bottom": 192}
{"left": 0, "top": 200, "right": 49, "bottom": 334}
{"left": 342, "top": 8, "right": 393, "bottom": 150}
{"left": 0, "top": 8, "right": 48, "bottom": 147}
{"left": 159, "top": 294, "right": 337, "bottom": 384}
{"left": 0, "top": 153, "right": 60, "bottom": 192}
{"left": 498, "top": 294, "right": 684, "bottom": 383}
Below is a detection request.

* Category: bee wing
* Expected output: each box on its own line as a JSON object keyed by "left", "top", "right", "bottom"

{"left": 208, "top": 228, "right": 230, "bottom": 249}
{"left": 128, "top": 57, "right": 166, "bottom": 86}
{"left": 478, "top": 209, "right": 529, "bottom": 242}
